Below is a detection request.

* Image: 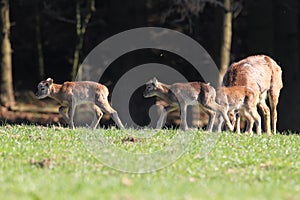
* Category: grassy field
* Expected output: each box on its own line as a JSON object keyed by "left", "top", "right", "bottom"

{"left": 0, "top": 125, "right": 299, "bottom": 200}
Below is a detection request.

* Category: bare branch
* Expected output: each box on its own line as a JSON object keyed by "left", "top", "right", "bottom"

{"left": 161, "top": 0, "right": 243, "bottom": 32}
{"left": 42, "top": 2, "right": 76, "bottom": 24}
{"left": 42, "top": 1, "right": 104, "bottom": 27}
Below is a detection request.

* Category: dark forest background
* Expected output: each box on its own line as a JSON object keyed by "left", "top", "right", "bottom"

{"left": 0, "top": 0, "right": 299, "bottom": 132}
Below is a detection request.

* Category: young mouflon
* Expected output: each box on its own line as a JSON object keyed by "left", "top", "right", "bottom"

{"left": 215, "top": 86, "right": 261, "bottom": 135}
{"left": 36, "top": 78, "right": 124, "bottom": 129}
{"left": 143, "top": 77, "right": 234, "bottom": 131}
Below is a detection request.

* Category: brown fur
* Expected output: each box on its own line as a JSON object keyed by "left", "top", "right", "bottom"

{"left": 36, "top": 78, "right": 124, "bottom": 129}
{"left": 143, "top": 77, "right": 234, "bottom": 131}
{"left": 223, "top": 55, "right": 283, "bottom": 134}
{"left": 215, "top": 86, "right": 261, "bottom": 135}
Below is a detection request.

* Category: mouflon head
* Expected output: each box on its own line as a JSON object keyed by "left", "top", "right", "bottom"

{"left": 143, "top": 77, "right": 160, "bottom": 98}
{"left": 35, "top": 78, "right": 54, "bottom": 99}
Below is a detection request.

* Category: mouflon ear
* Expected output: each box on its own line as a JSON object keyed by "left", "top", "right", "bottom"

{"left": 46, "top": 78, "right": 53, "bottom": 85}
{"left": 152, "top": 77, "right": 158, "bottom": 86}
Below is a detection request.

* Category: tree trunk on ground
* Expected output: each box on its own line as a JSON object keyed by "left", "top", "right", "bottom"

{"left": 71, "top": 0, "right": 95, "bottom": 81}
{"left": 219, "top": 0, "right": 232, "bottom": 85}
{"left": 0, "top": 0, "right": 14, "bottom": 107}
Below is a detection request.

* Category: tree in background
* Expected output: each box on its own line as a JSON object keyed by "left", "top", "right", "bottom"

{"left": 71, "top": 0, "right": 95, "bottom": 81}
{"left": 219, "top": 0, "right": 232, "bottom": 85}
{"left": 161, "top": 0, "right": 242, "bottom": 85}
{"left": 0, "top": 0, "right": 14, "bottom": 107}
{"left": 42, "top": 0, "right": 98, "bottom": 81}
{"left": 35, "top": 0, "right": 45, "bottom": 80}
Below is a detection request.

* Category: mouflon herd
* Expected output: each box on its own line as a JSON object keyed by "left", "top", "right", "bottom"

{"left": 36, "top": 55, "right": 283, "bottom": 135}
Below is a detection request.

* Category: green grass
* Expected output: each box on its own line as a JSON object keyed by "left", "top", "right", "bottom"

{"left": 0, "top": 125, "right": 299, "bottom": 200}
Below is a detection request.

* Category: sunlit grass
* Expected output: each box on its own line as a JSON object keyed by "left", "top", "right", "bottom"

{"left": 0, "top": 125, "right": 299, "bottom": 199}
